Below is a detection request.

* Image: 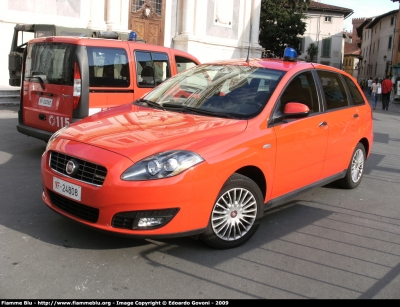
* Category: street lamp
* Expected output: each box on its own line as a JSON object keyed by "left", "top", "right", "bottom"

{"left": 384, "top": 55, "right": 388, "bottom": 77}
{"left": 364, "top": 60, "right": 367, "bottom": 77}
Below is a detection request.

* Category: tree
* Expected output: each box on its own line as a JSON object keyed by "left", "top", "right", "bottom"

{"left": 259, "top": 0, "right": 310, "bottom": 58}
{"left": 306, "top": 42, "right": 318, "bottom": 62}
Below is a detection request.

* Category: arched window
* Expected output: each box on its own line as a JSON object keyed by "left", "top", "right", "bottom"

{"left": 150, "top": 0, "right": 162, "bottom": 15}
{"left": 132, "top": 0, "right": 162, "bottom": 15}
{"left": 132, "top": 0, "right": 146, "bottom": 12}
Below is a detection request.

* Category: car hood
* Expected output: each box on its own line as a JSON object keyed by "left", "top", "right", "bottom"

{"left": 61, "top": 104, "right": 247, "bottom": 160}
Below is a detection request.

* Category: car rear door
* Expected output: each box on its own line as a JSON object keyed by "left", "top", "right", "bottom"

{"left": 316, "top": 70, "right": 360, "bottom": 179}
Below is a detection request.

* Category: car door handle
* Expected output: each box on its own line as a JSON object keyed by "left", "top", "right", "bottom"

{"left": 353, "top": 113, "right": 359, "bottom": 118}
{"left": 319, "top": 121, "right": 327, "bottom": 127}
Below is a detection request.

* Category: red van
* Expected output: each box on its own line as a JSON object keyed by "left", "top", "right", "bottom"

{"left": 17, "top": 36, "right": 200, "bottom": 141}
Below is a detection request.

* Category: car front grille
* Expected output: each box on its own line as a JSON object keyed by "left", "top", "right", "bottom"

{"left": 48, "top": 190, "right": 99, "bottom": 223}
{"left": 50, "top": 151, "right": 107, "bottom": 186}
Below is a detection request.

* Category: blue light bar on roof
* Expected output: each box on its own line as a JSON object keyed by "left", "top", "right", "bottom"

{"left": 283, "top": 47, "right": 298, "bottom": 62}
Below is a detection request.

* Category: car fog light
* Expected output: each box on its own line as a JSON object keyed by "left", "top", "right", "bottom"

{"left": 138, "top": 217, "right": 164, "bottom": 227}
{"left": 112, "top": 208, "right": 179, "bottom": 230}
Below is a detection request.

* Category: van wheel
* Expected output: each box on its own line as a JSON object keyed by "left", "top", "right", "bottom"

{"left": 201, "top": 173, "right": 263, "bottom": 249}
{"left": 337, "top": 143, "right": 366, "bottom": 189}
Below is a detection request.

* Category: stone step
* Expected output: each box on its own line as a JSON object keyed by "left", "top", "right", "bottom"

{"left": 0, "top": 87, "right": 20, "bottom": 105}
{"left": 0, "top": 89, "right": 20, "bottom": 96}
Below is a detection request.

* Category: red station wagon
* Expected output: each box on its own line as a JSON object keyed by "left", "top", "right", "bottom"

{"left": 41, "top": 48, "right": 373, "bottom": 249}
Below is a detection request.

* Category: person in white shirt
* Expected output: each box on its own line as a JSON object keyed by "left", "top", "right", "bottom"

{"left": 371, "top": 78, "right": 379, "bottom": 110}
{"left": 367, "top": 77, "right": 373, "bottom": 96}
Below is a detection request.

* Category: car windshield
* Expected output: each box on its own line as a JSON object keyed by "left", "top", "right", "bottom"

{"left": 135, "top": 64, "right": 285, "bottom": 119}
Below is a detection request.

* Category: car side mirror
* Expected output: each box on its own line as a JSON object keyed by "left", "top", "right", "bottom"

{"left": 283, "top": 102, "right": 310, "bottom": 118}
{"left": 271, "top": 102, "right": 310, "bottom": 125}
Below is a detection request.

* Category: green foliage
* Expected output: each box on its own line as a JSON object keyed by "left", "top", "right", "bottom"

{"left": 259, "top": 0, "right": 310, "bottom": 58}
{"left": 306, "top": 42, "right": 318, "bottom": 62}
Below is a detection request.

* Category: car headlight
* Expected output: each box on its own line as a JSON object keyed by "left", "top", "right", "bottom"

{"left": 46, "top": 126, "right": 68, "bottom": 151}
{"left": 121, "top": 150, "right": 204, "bottom": 181}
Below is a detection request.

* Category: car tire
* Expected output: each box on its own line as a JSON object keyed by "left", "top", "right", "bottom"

{"left": 201, "top": 173, "right": 264, "bottom": 249}
{"left": 337, "top": 143, "right": 366, "bottom": 189}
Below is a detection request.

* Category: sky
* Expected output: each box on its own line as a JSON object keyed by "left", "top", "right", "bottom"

{"left": 317, "top": 0, "right": 400, "bottom": 32}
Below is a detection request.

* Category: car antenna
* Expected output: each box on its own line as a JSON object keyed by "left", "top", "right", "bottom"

{"left": 246, "top": 24, "right": 252, "bottom": 63}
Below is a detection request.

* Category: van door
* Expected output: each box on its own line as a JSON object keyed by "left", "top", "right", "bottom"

{"left": 21, "top": 42, "right": 76, "bottom": 135}
{"left": 133, "top": 50, "right": 172, "bottom": 99}
{"left": 86, "top": 46, "right": 132, "bottom": 115}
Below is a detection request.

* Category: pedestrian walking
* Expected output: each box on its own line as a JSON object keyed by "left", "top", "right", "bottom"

{"left": 371, "top": 78, "right": 378, "bottom": 110}
{"left": 381, "top": 77, "right": 393, "bottom": 110}
{"left": 377, "top": 79, "right": 382, "bottom": 103}
{"left": 367, "top": 77, "right": 373, "bottom": 96}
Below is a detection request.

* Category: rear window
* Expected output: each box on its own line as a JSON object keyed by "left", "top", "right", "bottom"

{"left": 343, "top": 76, "right": 365, "bottom": 106}
{"left": 24, "top": 42, "right": 75, "bottom": 86}
{"left": 87, "top": 47, "right": 130, "bottom": 87}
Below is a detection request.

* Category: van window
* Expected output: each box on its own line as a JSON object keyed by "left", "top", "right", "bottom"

{"left": 87, "top": 47, "right": 129, "bottom": 87}
{"left": 135, "top": 51, "right": 170, "bottom": 87}
{"left": 24, "top": 42, "right": 76, "bottom": 86}
{"left": 176, "top": 56, "right": 198, "bottom": 73}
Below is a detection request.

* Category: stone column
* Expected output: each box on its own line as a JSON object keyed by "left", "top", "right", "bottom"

{"left": 249, "top": 0, "right": 262, "bottom": 57}
{"left": 87, "top": 0, "right": 107, "bottom": 30}
{"left": 250, "top": 0, "right": 261, "bottom": 45}
{"left": 180, "top": 0, "right": 195, "bottom": 35}
{"left": 120, "top": 0, "right": 129, "bottom": 31}
{"left": 105, "top": 0, "right": 122, "bottom": 31}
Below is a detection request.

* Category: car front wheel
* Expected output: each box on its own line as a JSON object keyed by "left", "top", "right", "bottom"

{"left": 201, "top": 173, "right": 263, "bottom": 249}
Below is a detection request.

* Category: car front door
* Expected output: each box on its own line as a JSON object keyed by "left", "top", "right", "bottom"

{"left": 271, "top": 71, "right": 328, "bottom": 198}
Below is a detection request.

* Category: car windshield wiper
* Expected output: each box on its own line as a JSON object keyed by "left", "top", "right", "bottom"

{"left": 26, "top": 76, "right": 46, "bottom": 89}
{"left": 163, "top": 104, "right": 237, "bottom": 119}
{"left": 134, "top": 98, "right": 165, "bottom": 110}
{"left": 161, "top": 102, "right": 184, "bottom": 109}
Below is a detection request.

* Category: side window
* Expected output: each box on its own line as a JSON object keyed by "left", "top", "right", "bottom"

{"left": 135, "top": 51, "right": 170, "bottom": 87}
{"left": 152, "top": 52, "right": 170, "bottom": 84}
{"left": 317, "top": 71, "right": 349, "bottom": 110}
{"left": 279, "top": 71, "right": 319, "bottom": 114}
{"left": 176, "top": 56, "right": 198, "bottom": 74}
{"left": 87, "top": 47, "right": 129, "bottom": 87}
{"left": 343, "top": 76, "right": 365, "bottom": 106}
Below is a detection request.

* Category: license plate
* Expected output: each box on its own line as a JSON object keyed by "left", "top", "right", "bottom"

{"left": 38, "top": 97, "right": 53, "bottom": 107}
{"left": 53, "top": 177, "right": 81, "bottom": 201}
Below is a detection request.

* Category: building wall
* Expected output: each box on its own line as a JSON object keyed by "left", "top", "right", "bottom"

{"left": 343, "top": 53, "right": 359, "bottom": 80}
{"left": 0, "top": 0, "right": 262, "bottom": 86}
{"left": 359, "top": 13, "right": 398, "bottom": 81}
{"left": 172, "top": 0, "right": 262, "bottom": 63}
{"left": 343, "top": 18, "right": 365, "bottom": 81}
{"left": 0, "top": 0, "right": 93, "bottom": 86}
{"left": 300, "top": 11, "right": 345, "bottom": 68}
